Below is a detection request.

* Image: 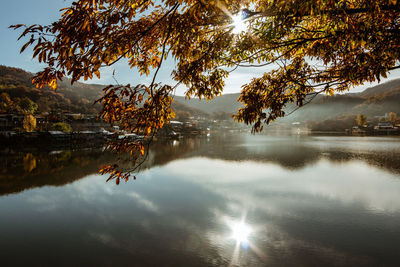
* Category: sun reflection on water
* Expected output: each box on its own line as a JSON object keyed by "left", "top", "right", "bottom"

{"left": 222, "top": 215, "right": 267, "bottom": 266}
{"left": 229, "top": 220, "right": 252, "bottom": 246}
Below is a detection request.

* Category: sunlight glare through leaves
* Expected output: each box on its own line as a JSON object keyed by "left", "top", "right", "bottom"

{"left": 230, "top": 12, "right": 248, "bottom": 34}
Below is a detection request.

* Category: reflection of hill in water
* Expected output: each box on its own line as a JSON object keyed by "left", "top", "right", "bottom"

{"left": 0, "top": 148, "right": 115, "bottom": 196}
{"left": 148, "top": 135, "right": 321, "bottom": 169}
{"left": 1, "top": 134, "right": 399, "bottom": 196}
{"left": 149, "top": 134, "right": 400, "bottom": 174}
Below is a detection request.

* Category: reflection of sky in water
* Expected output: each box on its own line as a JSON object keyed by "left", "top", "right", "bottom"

{"left": 307, "top": 136, "right": 400, "bottom": 152}
{"left": 0, "top": 136, "right": 400, "bottom": 266}
{"left": 166, "top": 158, "right": 400, "bottom": 213}
{"left": 242, "top": 134, "right": 400, "bottom": 153}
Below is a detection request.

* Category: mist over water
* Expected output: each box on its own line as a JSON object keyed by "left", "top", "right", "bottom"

{"left": 1, "top": 134, "right": 400, "bottom": 266}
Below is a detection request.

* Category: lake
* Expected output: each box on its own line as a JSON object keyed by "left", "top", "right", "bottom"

{"left": 1, "top": 134, "right": 400, "bottom": 266}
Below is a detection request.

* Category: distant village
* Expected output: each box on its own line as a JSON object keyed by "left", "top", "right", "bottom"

{"left": 284, "top": 112, "right": 400, "bottom": 136}
{"left": 347, "top": 112, "right": 400, "bottom": 136}
{"left": 0, "top": 112, "right": 249, "bottom": 146}
{"left": 0, "top": 110, "right": 399, "bottom": 147}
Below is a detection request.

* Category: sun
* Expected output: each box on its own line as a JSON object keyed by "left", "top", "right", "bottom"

{"left": 230, "top": 13, "right": 248, "bottom": 34}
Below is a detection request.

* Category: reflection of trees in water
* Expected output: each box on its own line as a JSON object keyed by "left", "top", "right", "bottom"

{"left": 146, "top": 134, "right": 321, "bottom": 170}
{"left": 322, "top": 150, "right": 400, "bottom": 175}
{"left": 0, "top": 148, "right": 116, "bottom": 196}
{"left": 132, "top": 134, "right": 400, "bottom": 179}
{"left": 0, "top": 134, "right": 399, "bottom": 196}
{"left": 23, "top": 153, "right": 37, "bottom": 172}
{"left": 202, "top": 134, "right": 321, "bottom": 169}
{"left": 148, "top": 134, "right": 400, "bottom": 175}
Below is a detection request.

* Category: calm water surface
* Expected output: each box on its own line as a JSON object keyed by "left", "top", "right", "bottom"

{"left": 1, "top": 134, "right": 400, "bottom": 266}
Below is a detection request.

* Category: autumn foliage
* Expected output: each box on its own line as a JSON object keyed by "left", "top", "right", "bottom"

{"left": 12, "top": 0, "right": 400, "bottom": 180}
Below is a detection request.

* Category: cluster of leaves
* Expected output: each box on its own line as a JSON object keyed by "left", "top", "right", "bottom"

{"left": 235, "top": 0, "right": 400, "bottom": 131}
{"left": 12, "top": 0, "right": 400, "bottom": 180}
{"left": 99, "top": 165, "right": 136, "bottom": 185}
{"left": 94, "top": 82, "right": 174, "bottom": 178}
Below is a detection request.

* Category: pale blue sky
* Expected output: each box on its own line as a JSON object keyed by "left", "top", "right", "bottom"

{"left": 0, "top": 1, "right": 67, "bottom": 72}
{"left": 1, "top": 0, "right": 398, "bottom": 95}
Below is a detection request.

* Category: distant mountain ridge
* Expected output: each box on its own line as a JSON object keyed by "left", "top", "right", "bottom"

{"left": 360, "top": 79, "right": 400, "bottom": 97}
{"left": 286, "top": 81, "right": 400, "bottom": 122}
{"left": 173, "top": 79, "right": 400, "bottom": 122}
{"left": 174, "top": 93, "right": 242, "bottom": 115}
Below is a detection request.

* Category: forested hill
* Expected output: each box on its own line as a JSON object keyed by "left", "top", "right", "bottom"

{"left": 0, "top": 65, "right": 205, "bottom": 117}
{"left": 284, "top": 80, "right": 400, "bottom": 122}
{"left": 360, "top": 79, "right": 400, "bottom": 98}
{"left": 0, "top": 65, "right": 104, "bottom": 114}
{"left": 174, "top": 93, "right": 242, "bottom": 116}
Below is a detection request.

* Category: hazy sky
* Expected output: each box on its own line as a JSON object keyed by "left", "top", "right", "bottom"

{"left": 1, "top": 0, "right": 399, "bottom": 96}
